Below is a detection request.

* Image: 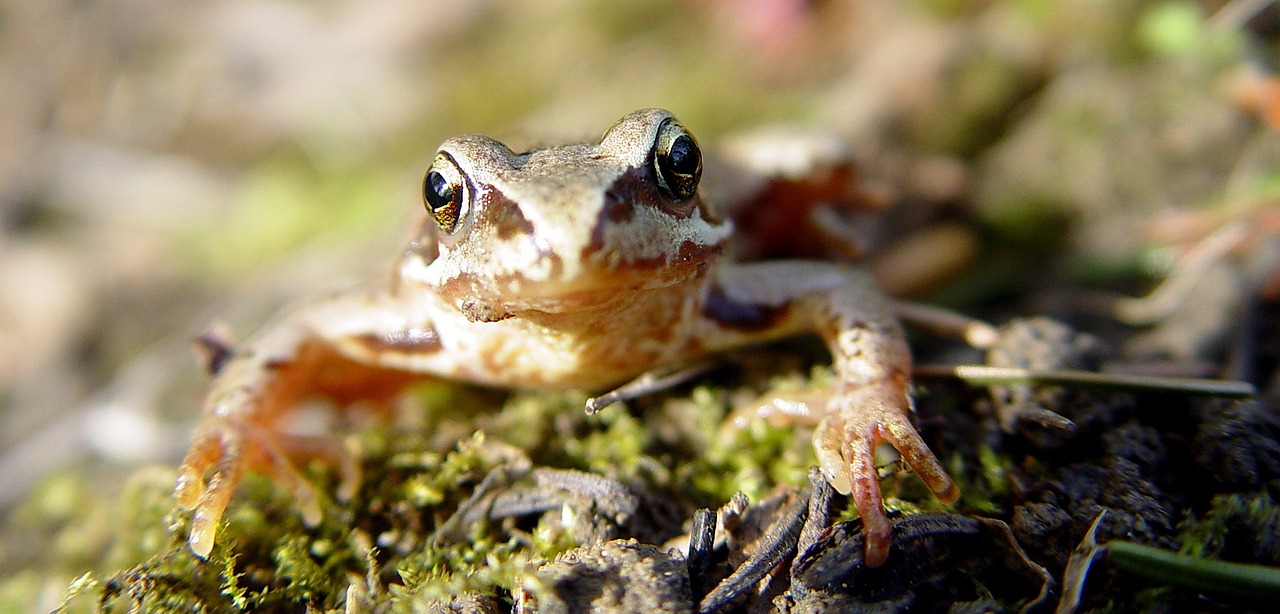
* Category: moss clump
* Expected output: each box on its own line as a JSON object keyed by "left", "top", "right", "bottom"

{"left": 1178, "top": 492, "right": 1280, "bottom": 564}
{"left": 28, "top": 350, "right": 1017, "bottom": 611}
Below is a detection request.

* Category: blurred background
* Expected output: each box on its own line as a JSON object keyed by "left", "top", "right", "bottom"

{"left": 2, "top": 0, "right": 1278, "bottom": 607}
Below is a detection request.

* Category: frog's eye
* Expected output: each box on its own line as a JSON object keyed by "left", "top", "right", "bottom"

{"left": 423, "top": 153, "right": 470, "bottom": 234}
{"left": 653, "top": 119, "right": 702, "bottom": 203}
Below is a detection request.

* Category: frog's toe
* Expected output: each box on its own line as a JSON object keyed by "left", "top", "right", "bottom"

{"left": 813, "top": 389, "right": 959, "bottom": 567}
{"left": 814, "top": 411, "right": 893, "bottom": 567}
{"left": 182, "top": 427, "right": 251, "bottom": 559}
{"left": 177, "top": 421, "right": 360, "bottom": 558}
{"left": 876, "top": 407, "right": 958, "bottom": 504}
{"left": 175, "top": 432, "right": 221, "bottom": 510}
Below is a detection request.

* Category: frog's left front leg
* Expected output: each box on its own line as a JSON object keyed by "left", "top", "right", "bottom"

{"left": 702, "top": 263, "right": 958, "bottom": 567}
{"left": 175, "top": 290, "right": 460, "bottom": 558}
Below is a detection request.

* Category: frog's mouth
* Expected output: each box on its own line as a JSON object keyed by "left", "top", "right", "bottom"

{"left": 563, "top": 236, "right": 721, "bottom": 301}
{"left": 437, "top": 238, "right": 721, "bottom": 322}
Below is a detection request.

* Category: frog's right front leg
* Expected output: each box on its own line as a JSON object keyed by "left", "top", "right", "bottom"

{"left": 175, "top": 290, "right": 457, "bottom": 558}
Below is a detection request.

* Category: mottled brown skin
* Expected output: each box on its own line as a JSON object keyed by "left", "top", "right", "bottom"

{"left": 175, "top": 109, "right": 957, "bottom": 566}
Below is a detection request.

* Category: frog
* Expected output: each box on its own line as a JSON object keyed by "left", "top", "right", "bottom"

{"left": 174, "top": 108, "right": 961, "bottom": 568}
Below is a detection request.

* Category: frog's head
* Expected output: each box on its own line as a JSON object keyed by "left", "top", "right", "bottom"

{"left": 417, "top": 108, "right": 730, "bottom": 322}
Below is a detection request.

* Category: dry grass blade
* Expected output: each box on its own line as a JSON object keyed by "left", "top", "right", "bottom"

{"left": 1057, "top": 511, "right": 1107, "bottom": 614}
{"left": 918, "top": 365, "right": 1257, "bottom": 397}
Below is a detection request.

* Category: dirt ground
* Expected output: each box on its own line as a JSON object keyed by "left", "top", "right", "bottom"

{"left": 2, "top": 1, "right": 1279, "bottom": 612}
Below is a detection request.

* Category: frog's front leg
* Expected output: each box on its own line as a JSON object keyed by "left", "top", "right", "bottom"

{"left": 175, "top": 290, "right": 453, "bottom": 558}
{"left": 702, "top": 262, "right": 958, "bottom": 567}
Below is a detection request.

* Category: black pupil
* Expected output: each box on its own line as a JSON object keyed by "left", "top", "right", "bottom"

{"left": 668, "top": 135, "right": 698, "bottom": 174}
{"left": 426, "top": 171, "right": 453, "bottom": 210}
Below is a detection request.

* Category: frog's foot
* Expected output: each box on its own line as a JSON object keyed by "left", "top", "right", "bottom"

{"left": 720, "top": 387, "right": 833, "bottom": 433}
{"left": 812, "top": 384, "right": 957, "bottom": 567}
{"left": 174, "top": 420, "right": 359, "bottom": 558}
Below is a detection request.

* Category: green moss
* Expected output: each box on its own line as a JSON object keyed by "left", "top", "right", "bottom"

{"left": 390, "top": 513, "right": 579, "bottom": 607}
{"left": 679, "top": 371, "right": 821, "bottom": 504}
{"left": 562, "top": 406, "right": 652, "bottom": 477}
{"left": 950, "top": 445, "right": 1014, "bottom": 516}
{"left": 20, "top": 337, "right": 1010, "bottom": 612}
{"left": 1178, "top": 492, "right": 1280, "bottom": 563}
{"left": 17, "top": 344, "right": 1023, "bottom": 612}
